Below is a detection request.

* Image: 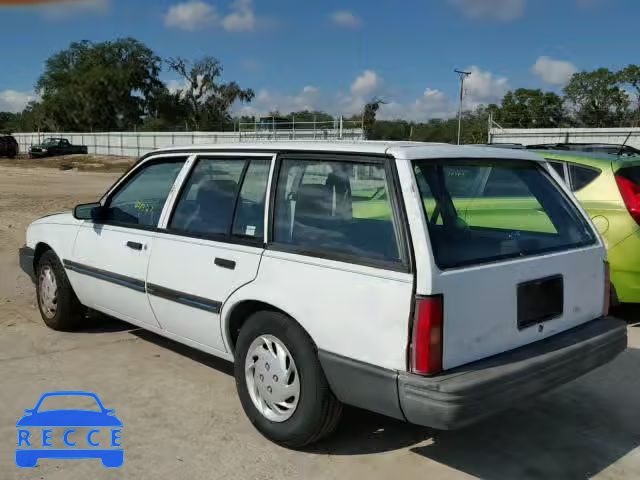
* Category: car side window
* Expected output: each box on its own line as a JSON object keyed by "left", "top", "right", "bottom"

{"left": 232, "top": 160, "right": 271, "bottom": 239}
{"left": 568, "top": 164, "right": 601, "bottom": 192}
{"left": 169, "top": 158, "right": 245, "bottom": 237}
{"left": 105, "top": 159, "right": 186, "bottom": 227}
{"left": 273, "top": 157, "right": 402, "bottom": 264}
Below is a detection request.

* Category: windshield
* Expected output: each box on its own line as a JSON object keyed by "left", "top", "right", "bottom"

{"left": 413, "top": 158, "right": 597, "bottom": 269}
{"left": 41, "top": 138, "right": 60, "bottom": 146}
{"left": 36, "top": 394, "right": 102, "bottom": 412}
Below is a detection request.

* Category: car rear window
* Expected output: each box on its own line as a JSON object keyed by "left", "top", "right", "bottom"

{"left": 413, "top": 159, "right": 597, "bottom": 269}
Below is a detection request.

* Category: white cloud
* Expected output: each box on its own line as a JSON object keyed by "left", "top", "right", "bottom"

{"left": 331, "top": 10, "right": 361, "bottom": 28}
{"left": 449, "top": 0, "right": 525, "bottom": 21}
{"left": 464, "top": 66, "right": 510, "bottom": 107}
{"left": 377, "top": 89, "right": 457, "bottom": 121}
{"left": 222, "top": 0, "right": 255, "bottom": 31}
{"left": 351, "top": 70, "right": 382, "bottom": 96}
{"left": 165, "top": 1, "right": 218, "bottom": 31}
{"left": 166, "top": 79, "right": 187, "bottom": 94}
{"left": 38, "top": 0, "right": 109, "bottom": 19}
{"left": 0, "top": 90, "right": 38, "bottom": 113}
{"left": 233, "top": 66, "right": 505, "bottom": 121}
{"left": 532, "top": 56, "right": 578, "bottom": 86}
{"left": 236, "top": 86, "right": 321, "bottom": 116}
{"left": 165, "top": 0, "right": 256, "bottom": 32}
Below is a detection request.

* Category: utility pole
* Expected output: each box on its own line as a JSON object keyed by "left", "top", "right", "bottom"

{"left": 455, "top": 69, "right": 471, "bottom": 145}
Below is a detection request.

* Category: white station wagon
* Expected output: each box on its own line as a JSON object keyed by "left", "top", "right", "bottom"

{"left": 20, "top": 142, "right": 627, "bottom": 447}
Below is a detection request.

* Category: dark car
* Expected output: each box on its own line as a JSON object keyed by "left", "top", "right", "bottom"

{"left": 29, "top": 137, "right": 88, "bottom": 158}
{"left": 0, "top": 135, "right": 18, "bottom": 158}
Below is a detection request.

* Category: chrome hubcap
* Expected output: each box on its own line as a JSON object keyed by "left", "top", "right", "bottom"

{"left": 38, "top": 266, "right": 58, "bottom": 319}
{"left": 245, "top": 335, "right": 300, "bottom": 422}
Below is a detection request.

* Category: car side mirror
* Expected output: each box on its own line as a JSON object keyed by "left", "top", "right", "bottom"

{"left": 24, "top": 409, "right": 33, "bottom": 414}
{"left": 73, "top": 202, "right": 105, "bottom": 221}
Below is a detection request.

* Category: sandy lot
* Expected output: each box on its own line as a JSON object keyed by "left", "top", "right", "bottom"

{"left": 1, "top": 165, "right": 640, "bottom": 479}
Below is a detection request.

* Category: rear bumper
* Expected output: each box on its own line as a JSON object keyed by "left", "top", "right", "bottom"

{"left": 19, "top": 246, "right": 35, "bottom": 282}
{"left": 320, "top": 317, "right": 627, "bottom": 430}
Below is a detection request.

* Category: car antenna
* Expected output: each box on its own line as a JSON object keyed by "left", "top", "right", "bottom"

{"left": 617, "top": 131, "right": 633, "bottom": 156}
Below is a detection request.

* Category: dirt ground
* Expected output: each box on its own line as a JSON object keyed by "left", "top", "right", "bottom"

{"left": 1, "top": 165, "right": 640, "bottom": 479}
{"left": 0, "top": 154, "right": 134, "bottom": 173}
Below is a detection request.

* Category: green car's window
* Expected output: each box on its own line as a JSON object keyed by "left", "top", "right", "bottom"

{"left": 413, "top": 159, "right": 596, "bottom": 270}
{"left": 569, "top": 164, "right": 600, "bottom": 192}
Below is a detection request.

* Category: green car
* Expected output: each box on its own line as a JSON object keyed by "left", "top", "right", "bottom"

{"left": 535, "top": 150, "right": 640, "bottom": 304}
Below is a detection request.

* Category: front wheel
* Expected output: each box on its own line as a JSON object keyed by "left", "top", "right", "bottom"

{"left": 36, "top": 250, "right": 84, "bottom": 330}
{"left": 234, "top": 311, "right": 342, "bottom": 448}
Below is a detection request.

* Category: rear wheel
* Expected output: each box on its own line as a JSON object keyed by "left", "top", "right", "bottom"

{"left": 234, "top": 311, "right": 342, "bottom": 448}
{"left": 36, "top": 250, "right": 84, "bottom": 330}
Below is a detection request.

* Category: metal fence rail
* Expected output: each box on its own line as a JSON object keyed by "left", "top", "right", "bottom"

{"left": 488, "top": 127, "right": 640, "bottom": 149}
{"left": 13, "top": 127, "right": 365, "bottom": 157}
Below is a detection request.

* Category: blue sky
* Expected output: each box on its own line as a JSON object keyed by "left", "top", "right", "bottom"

{"left": 0, "top": 0, "right": 638, "bottom": 119}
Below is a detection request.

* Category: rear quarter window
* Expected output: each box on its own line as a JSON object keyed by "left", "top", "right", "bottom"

{"left": 568, "top": 164, "right": 601, "bottom": 191}
{"left": 272, "top": 157, "right": 404, "bottom": 267}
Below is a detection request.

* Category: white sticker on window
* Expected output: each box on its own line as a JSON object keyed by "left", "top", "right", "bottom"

{"left": 245, "top": 225, "right": 256, "bottom": 236}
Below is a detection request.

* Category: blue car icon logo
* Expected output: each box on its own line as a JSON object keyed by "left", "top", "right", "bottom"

{"left": 16, "top": 391, "right": 123, "bottom": 468}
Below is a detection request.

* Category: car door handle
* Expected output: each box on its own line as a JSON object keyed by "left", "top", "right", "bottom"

{"left": 126, "top": 241, "right": 143, "bottom": 251}
{"left": 214, "top": 258, "right": 236, "bottom": 270}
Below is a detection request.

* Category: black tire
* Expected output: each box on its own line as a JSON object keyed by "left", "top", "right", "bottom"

{"left": 234, "top": 311, "right": 342, "bottom": 448}
{"left": 35, "top": 250, "right": 84, "bottom": 330}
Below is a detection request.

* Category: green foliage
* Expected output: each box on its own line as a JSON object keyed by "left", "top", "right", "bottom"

{"left": 363, "top": 98, "right": 385, "bottom": 139}
{"left": 283, "top": 110, "right": 335, "bottom": 124}
{"left": 370, "top": 109, "right": 489, "bottom": 144}
{"left": 563, "top": 68, "right": 630, "bottom": 127}
{"left": 620, "top": 64, "right": 640, "bottom": 125}
{"left": 36, "top": 38, "right": 163, "bottom": 131}
{"left": 0, "top": 112, "right": 16, "bottom": 133}
{"left": 491, "top": 89, "right": 566, "bottom": 128}
{"left": 166, "top": 56, "right": 254, "bottom": 130}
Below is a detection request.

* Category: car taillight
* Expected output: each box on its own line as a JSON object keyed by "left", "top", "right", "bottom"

{"left": 410, "top": 296, "right": 443, "bottom": 375}
{"left": 603, "top": 261, "right": 611, "bottom": 317}
{"left": 615, "top": 173, "right": 640, "bottom": 226}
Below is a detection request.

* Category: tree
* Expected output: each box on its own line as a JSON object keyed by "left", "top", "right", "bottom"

{"left": 36, "top": 38, "right": 163, "bottom": 131}
{"left": 0, "top": 112, "right": 16, "bottom": 133}
{"left": 284, "top": 110, "right": 334, "bottom": 126}
{"left": 166, "top": 57, "right": 254, "bottom": 130}
{"left": 564, "top": 68, "right": 630, "bottom": 127}
{"left": 620, "top": 64, "right": 640, "bottom": 125}
{"left": 362, "top": 98, "right": 385, "bottom": 139}
{"left": 492, "top": 89, "right": 566, "bottom": 128}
